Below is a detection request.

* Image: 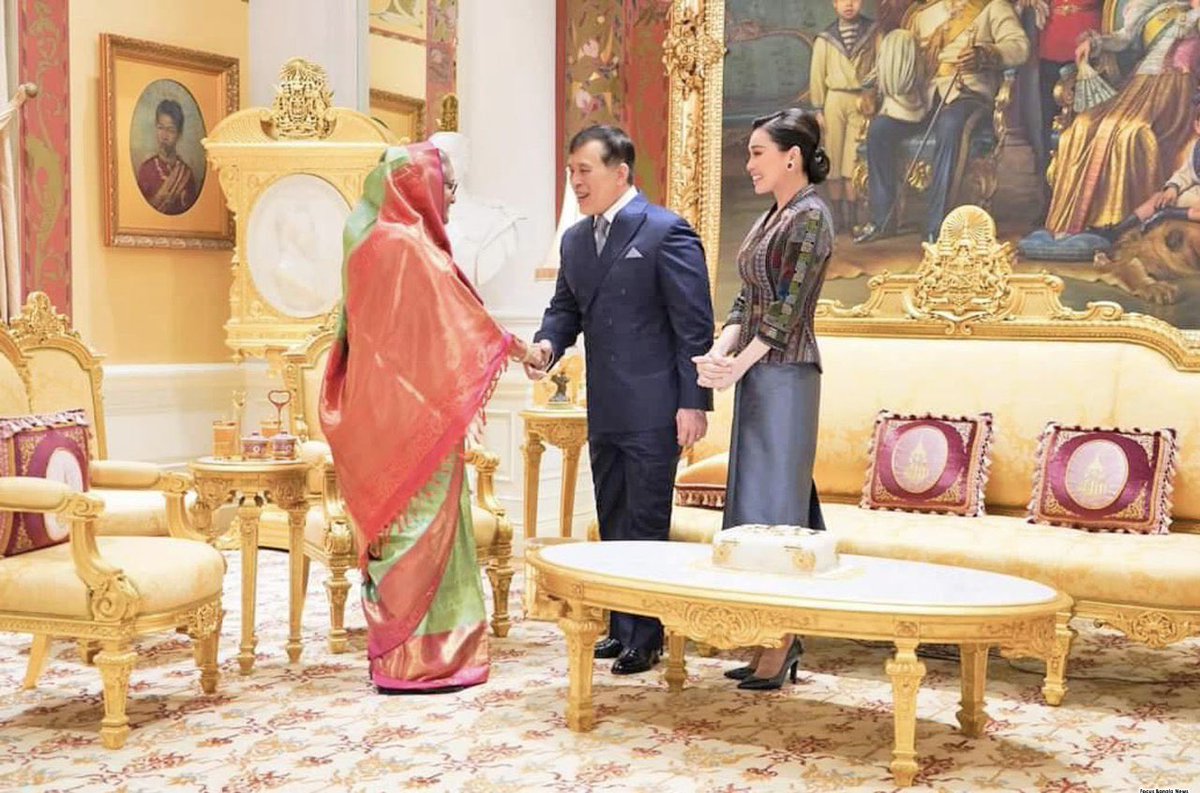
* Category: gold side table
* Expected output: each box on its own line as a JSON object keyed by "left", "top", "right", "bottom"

{"left": 188, "top": 457, "right": 310, "bottom": 675}
{"left": 520, "top": 407, "right": 588, "bottom": 539}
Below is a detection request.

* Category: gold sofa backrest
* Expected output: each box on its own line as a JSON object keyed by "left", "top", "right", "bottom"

{"left": 282, "top": 328, "right": 335, "bottom": 442}
{"left": 811, "top": 336, "right": 1181, "bottom": 512}
{"left": 8, "top": 293, "right": 107, "bottom": 458}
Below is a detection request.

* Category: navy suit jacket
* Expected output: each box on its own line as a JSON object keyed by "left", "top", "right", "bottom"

{"left": 535, "top": 193, "right": 714, "bottom": 435}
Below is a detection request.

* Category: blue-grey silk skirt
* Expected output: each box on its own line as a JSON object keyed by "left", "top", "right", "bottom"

{"left": 722, "top": 361, "right": 825, "bottom": 531}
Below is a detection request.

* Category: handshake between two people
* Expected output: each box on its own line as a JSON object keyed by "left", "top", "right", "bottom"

{"left": 514, "top": 338, "right": 555, "bottom": 380}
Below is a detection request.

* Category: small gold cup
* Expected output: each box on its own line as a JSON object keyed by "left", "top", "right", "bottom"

{"left": 212, "top": 420, "right": 238, "bottom": 459}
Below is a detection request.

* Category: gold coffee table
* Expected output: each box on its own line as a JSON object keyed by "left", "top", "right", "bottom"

{"left": 189, "top": 457, "right": 311, "bottom": 674}
{"left": 529, "top": 541, "right": 1073, "bottom": 788}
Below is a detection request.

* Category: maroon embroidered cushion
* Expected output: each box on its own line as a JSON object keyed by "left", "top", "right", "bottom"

{"left": 0, "top": 409, "right": 92, "bottom": 557}
{"left": 1027, "top": 423, "right": 1177, "bottom": 535}
{"left": 862, "top": 411, "right": 994, "bottom": 516}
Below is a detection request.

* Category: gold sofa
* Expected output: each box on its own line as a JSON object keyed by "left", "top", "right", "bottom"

{"left": 257, "top": 324, "right": 515, "bottom": 645}
{"left": 672, "top": 208, "right": 1200, "bottom": 705}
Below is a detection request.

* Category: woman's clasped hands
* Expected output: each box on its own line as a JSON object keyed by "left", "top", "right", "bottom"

{"left": 693, "top": 351, "right": 738, "bottom": 391}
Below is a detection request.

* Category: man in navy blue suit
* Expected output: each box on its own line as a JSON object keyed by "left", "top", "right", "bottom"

{"left": 528, "top": 126, "right": 714, "bottom": 675}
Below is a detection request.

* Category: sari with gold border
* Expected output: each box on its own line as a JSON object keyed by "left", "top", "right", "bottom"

{"left": 320, "top": 143, "right": 514, "bottom": 690}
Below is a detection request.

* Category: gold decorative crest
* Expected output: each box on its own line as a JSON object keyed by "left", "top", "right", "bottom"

{"left": 268, "top": 58, "right": 336, "bottom": 139}
{"left": 909, "top": 206, "right": 1014, "bottom": 326}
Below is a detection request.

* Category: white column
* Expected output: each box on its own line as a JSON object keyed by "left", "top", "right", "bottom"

{"left": 457, "top": 0, "right": 595, "bottom": 543}
{"left": 457, "top": 0, "right": 557, "bottom": 316}
{"left": 249, "top": 0, "right": 369, "bottom": 111}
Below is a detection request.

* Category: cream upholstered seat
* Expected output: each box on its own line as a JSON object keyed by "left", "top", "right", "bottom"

{"left": 0, "top": 477, "right": 224, "bottom": 749}
{"left": 254, "top": 325, "right": 515, "bottom": 649}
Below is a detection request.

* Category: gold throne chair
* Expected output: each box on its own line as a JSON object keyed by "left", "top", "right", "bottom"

{"left": 254, "top": 320, "right": 516, "bottom": 649}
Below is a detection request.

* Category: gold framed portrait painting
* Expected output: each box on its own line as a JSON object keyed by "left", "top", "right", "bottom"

{"left": 101, "top": 34, "right": 238, "bottom": 249}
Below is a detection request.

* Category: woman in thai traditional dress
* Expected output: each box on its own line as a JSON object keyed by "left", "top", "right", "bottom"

{"left": 1045, "top": 0, "right": 1200, "bottom": 235}
{"left": 693, "top": 108, "right": 834, "bottom": 691}
{"left": 320, "top": 143, "right": 538, "bottom": 694}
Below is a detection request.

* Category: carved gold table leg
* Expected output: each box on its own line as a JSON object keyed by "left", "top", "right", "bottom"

{"left": 237, "top": 495, "right": 264, "bottom": 675}
{"left": 886, "top": 639, "right": 926, "bottom": 788}
{"left": 287, "top": 505, "right": 308, "bottom": 664}
{"left": 523, "top": 431, "right": 545, "bottom": 539}
{"left": 560, "top": 602, "right": 603, "bottom": 732}
{"left": 23, "top": 634, "right": 51, "bottom": 690}
{"left": 95, "top": 641, "right": 137, "bottom": 749}
{"left": 664, "top": 632, "right": 687, "bottom": 693}
{"left": 956, "top": 644, "right": 990, "bottom": 738}
{"left": 1043, "top": 610, "right": 1075, "bottom": 706}
{"left": 560, "top": 444, "right": 581, "bottom": 538}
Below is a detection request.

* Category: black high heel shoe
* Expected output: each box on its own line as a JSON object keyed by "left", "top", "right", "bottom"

{"left": 737, "top": 639, "right": 803, "bottom": 691}
{"left": 723, "top": 649, "right": 763, "bottom": 681}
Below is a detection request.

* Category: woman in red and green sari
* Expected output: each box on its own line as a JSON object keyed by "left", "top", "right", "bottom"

{"left": 320, "top": 143, "right": 535, "bottom": 694}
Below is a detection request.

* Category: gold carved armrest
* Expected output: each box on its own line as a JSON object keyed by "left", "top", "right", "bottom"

{"left": 90, "top": 460, "right": 202, "bottom": 542}
{"left": 0, "top": 478, "right": 135, "bottom": 622}
{"left": 464, "top": 446, "right": 505, "bottom": 520}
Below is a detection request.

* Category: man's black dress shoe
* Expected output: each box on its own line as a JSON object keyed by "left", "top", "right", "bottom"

{"left": 594, "top": 637, "right": 623, "bottom": 659}
{"left": 611, "top": 647, "right": 660, "bottom": 675}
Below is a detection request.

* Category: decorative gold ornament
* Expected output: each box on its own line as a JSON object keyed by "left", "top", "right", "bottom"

{"left": 268, "top": 58, "right": 336, "bottom": 140}
{"left": 437, "top": 93, "right": 459, "bottom": 133}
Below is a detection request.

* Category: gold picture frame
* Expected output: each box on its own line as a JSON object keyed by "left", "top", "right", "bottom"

{"left": 369, "top": 89, "right": 426, "bottom": 144}
{"left": 101, "top": 34, "right": 238, "bottom": 249}
{"left": 662, "top": 0, "right": 1200, "bottom": 371}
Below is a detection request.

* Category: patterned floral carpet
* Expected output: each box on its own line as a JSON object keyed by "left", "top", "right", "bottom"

{"left": 2, "top": 550, "right": 1198, "bottom": 793}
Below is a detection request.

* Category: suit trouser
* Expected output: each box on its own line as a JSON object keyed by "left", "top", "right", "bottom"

{"left": 867, "top": 96, "right": 985, "bottom": 237}
{"left": 589, "top": 425, "right": 680, "bottom": 653}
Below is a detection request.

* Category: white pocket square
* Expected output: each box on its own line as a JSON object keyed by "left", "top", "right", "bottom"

{"left": 624, "top": 247, "right": 644, "bottom": 259}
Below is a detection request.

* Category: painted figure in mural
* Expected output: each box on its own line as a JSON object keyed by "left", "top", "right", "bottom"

{"left": 136, "top": 99, "right": 199, "bottom": 216}
{"left": 1014, "top": 0, "right": 1104, "bottom": 194}
{"left": 1043, "top": 0, "right": 1200, "bottom": 237}
{"left": 854, "top": 0, "right": 1030, "bottom": 244}
{"left": 810, "top": 0, "right": 880, "bottom": 231}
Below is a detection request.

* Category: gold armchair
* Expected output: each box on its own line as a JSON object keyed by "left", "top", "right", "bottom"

{"left": 8, "top": 293, "right": 200, "bottom": 538}
{"left": 1, "top": 477, "right": 225, "bottom": 748}
{"left": 259, "top": 325, "right": 515, "bottom": 651}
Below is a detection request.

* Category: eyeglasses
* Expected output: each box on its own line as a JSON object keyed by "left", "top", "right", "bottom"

{"left": 445, "top": 180, "right": 459, "bottom": 196}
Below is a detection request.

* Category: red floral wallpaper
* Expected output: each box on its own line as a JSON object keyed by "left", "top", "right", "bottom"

{"left": 18, "top": 0, "right": 71, "bottom": 316}
{"left": 557, "top": 0, "right": 671, "bottom": 208}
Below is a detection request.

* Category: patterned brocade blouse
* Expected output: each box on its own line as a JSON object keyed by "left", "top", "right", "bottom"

{"left": 724, "top": 185, "right": 834, "bottom": 368}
